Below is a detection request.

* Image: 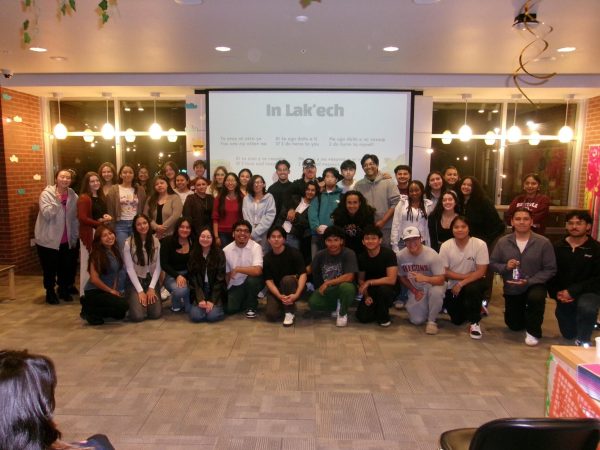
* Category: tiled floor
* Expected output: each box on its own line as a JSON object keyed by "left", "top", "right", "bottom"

{"left": 0, "top": 275, "right": 575, "bottom": 449}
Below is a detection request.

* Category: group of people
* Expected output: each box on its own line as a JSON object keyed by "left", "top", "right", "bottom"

{"left": 33, "top": 154, "right": 600, "bottom": 346}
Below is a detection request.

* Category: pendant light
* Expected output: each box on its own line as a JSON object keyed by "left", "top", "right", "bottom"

{"left": 149, "top": 92, "right": 162, "bottom": 140}
{"left": 528, "top": 130, "right": 541, "bottom": 145}
{"left": 83, "top": 129, "right": 94, "bottom": 143}
{"left": 484, "top": 131, "right": 496, "bottom": 146}
{"left": 53, "top": 93, "right": 68, "bottom": 140}
{"left": 458, "top": 93, "right": 472, "bottom": 142}
{"left": 101, "top": 92, "right": 115, "bottom": 140}
{"left": 124, "top": 128, "right": 136, "bottom": 143}
{"left": 558, "top": 94, "right": 574, "bottom": 143}
{"left": 441, "top": 130, "right": 452, "bottom": 144}
{"left": 167, "top": 128, "right": 178, "bottom": 142}
{"left": 507, "top": 94, "right": 522, "bottom": 143}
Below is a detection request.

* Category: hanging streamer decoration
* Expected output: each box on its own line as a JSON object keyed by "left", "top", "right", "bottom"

{"left": 511, "top": 0, "right": 556, "bottom": 106}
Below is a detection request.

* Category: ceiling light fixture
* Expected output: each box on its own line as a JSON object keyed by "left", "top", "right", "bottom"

{"left": 557, "top": 46, "right": 576, "bottom": 53}
{"left": 49, "top": 56, "right": 67, "bottom": 61}
{"left": 215, "top": 46, "right": 231, "bottom": 52}
{"left": 149, "top": 92, "right": 162, "bottom": 140}
{"left": 458, "top": 94, "right": 472, "bottom": 142}
{"left": 167, "top": 128, "right": 178, "bottom": 143}
{"left": 383, "top": 46, "right": 399, "bottom": 52}
{"left": 484, "top": 131, "right": 496, "bottom": 146}
{"left": 528, "top": 130, "right": 541, "bottom": 145}
{"left": 295, "top": 15, "right": 309, "bottom": 22}
{"left": 124, "top": 128, "right": 136, "bottom": 143}
{"left": 29, "top": 47, "right": 47, "bottom": 52}
{"left": 558, "top": 94, "right": 575, "bottom": 143}
{"left": 52, "top": 93, "right": 67, "bottom": 140}
{"left": 83, "top": 128, "right": 94, "bottom": 143}
{"left": 101, "top": 92, "right": 115, "bottom": 140}
{"left": 507, "top": 94, "right": 522, "bottom": 143}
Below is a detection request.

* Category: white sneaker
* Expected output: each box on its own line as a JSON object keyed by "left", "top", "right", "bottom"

{"left": 469, "top": 323, "right": 482, "bottom": 340}
{"left": 425, "top": 321, "right": 438, "bottom": 335}
{"left": 160, "top": 287, "right": 170, "bottom": 301}
{"left": 331, "top": 300, "right": 341, "bottom": 318}
{"left": 336, "top": 314, "right": 348, "bottom": 327}
{"left": 306, "top": 282, "right": 315, "bottom": 293}
{"left": 283, "top": 312, "right": 295, "bottom": 327}
{"left": 257, "top": 287, "right": 267, "bottom": 299}
{"left": 393, "top": 301, "right": 405, "bottom": 310}
{"left": 525, "top": 332, "right": 539, "bottom": 346}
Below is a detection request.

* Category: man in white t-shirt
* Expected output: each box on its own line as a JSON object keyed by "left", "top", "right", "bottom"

{"left": 396, "top": 226, "right": 445, "bottom": 335}
{"left": 223, "top": 220, "right": 264, "bottom": 318}
{"left": 439, "top": 216, "right": 489, "bottom": 340}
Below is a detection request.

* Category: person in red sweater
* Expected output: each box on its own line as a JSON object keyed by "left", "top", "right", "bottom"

{"left": 212, "top": 172, "right": 244, "bottom": 248}
{"left": 505, "top": 173, "right": 550, "bottom": 235}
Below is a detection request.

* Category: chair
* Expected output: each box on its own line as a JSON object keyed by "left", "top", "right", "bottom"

{"left": 439, "top": 417, "right": 600, "bottom": 450}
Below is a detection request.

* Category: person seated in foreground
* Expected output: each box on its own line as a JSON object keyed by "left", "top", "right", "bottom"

{"left": 223, "top": 219, "right": 264, "bottom": 318}
{"left": 548, "top": 210, "right": 600, "bottom": 346}
{"left": 263, "top": 225, "right": 307, "bottom": 326}
{"left": 355, "top": 225, "right": 398, "bottom": 327}
{"left": 490, "top": 208, "right": 557, "bottom": 346}
{"left": 0, "top": 349, "right": 115, "bottom": 450}
{"left": 308, "top": 225, "right": 358, "bottom": 327}
{"left": 396, "top": 226, "right": 445, "bottom": 335}
{"left": 439, "top": 216, "right": 489, "bottom": 340}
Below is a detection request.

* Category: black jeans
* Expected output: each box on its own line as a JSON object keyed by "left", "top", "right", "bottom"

{"left": 81, "top": 289, "right": 128, "bottom": 324}
{"left": 37, "top": 243, "right": 78, "bottom": 292}
{"left": 443, "top": 278, "right": 486, "bottom": 325}
{"left": 356, "top": 285, "right": 396, "bottom": 324}
{"left": 556, "top": 293, "right": 600, "bottom": 342}
{"left": 504, "top": 284, "right": 547, "bottom": 338}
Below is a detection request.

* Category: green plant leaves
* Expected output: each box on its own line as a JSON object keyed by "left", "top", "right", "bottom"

{"left": 69, "top": 0, "right": 76, "bottom": 11}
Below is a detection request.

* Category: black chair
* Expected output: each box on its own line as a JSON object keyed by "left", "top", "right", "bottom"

{"left": 439, "top": 417, "right": 600, "bottom": 450}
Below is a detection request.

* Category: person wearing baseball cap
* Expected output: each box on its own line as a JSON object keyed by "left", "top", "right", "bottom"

{"left": 286, "top": 158, "right": 320, "bottom": 223}
{"left": 396, "top": 226, "right": 446, "bottom": 334}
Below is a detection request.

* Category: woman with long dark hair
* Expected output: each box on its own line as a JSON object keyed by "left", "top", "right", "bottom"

{"left": 442, "top": 165, "right": 460, "bottom": 192}
{"left": 183, "top": 176, "right": 214, "bottom": 237}
{"left": 175, "top": 172, "right": 193, "bottom": 204}
{"left": 504, "top": 172, "right": 550, "bottom": 234}
{"left": 81, "top": 224, "right": 128, "bottom": 325}
{"left": 160, "top": 217, "right": 193, "bottom": 312}
{"left": 0, "top": 349, "right": 115, "bottom": 450}
{"left": 187, "top": 226, "right": 227, "bottom": 323}
{"left": 34, "top": 168, "right": 79, "bottom": 304}
{"left": 439, "top": 216, "right": 489, "bottom": 339}
{"left": 428, "top": 190, "right": 460, "bottom": 253}
{"left": 390, "top": 180, "right": 433, "bottom": 253}
{"left": 212, "top": 172, "right": 244, "bottom": 248}
{"left": 424, "top": 170, "right": 445, "bottom": 208}
{"left": 332, "top": 190, "right": 375, "bottom": 255}
{"left": 78, "top": 171, "right": 112, "bottom": 296}
{"left": 106, "top": 164, "right": 146, "bottom": 251}
{"left": 238, "top": 168, "right": 253, "bottom": 196}
{"left": 143, "top": 175, "right": 183, "bottom": 240}
{"left": 123, "top": 214, "right": 162, "bottom": 322}
{"left": 242, "top": 174, "right": 276, "bottom": 252}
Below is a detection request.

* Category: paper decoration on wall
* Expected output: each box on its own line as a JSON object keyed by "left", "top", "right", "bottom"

{"left": 9, "top": 154, "right": 19, "bottom": 163}
{"left": 33, "top": 174, "right": 42, "bottom": 181}
{"left": 185, "top": 102, "right": 198, "bottom": 109}
{"left": 31, "top": 144, "right": 40, "bottom": 151}
{"left": 13, "top": 116, "right": 22, "bottom": 122}
{"left": 2, "top": 93, "right": 12, "bottom": 101}
{"left": 17, "top": 189, "right": 25, "bottom": 195}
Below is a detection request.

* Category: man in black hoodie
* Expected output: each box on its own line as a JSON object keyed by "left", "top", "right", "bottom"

{"left": 549, "top": 210, "right": 600, "bottom": 346}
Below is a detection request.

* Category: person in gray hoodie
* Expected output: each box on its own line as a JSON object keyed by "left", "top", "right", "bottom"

{"left": 490, "top": 207, "right": 557, "bottom": 346}
{"left": 34, "top": 169, "right": 79, "bottom": 304}
{"left": 355, "top": 154, "right": 400, "bottom": 247}
{"left": 242, "top": 174, "right": 276, "bottom": 253}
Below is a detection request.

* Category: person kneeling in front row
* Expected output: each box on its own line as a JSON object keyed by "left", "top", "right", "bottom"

{"left": 263, "top": 225, "right": 307, "bottom": 326}
{"left": 397, "top": 226, "right": 446, "bottom": 335}
{"left": 309, "top": 226, "right": 358, "bottom": 327}
{"left": 224, "top": 220, "right": 264, "bottom": 318}
{"left": 356, "top": 225, "right": 398, "bottom": 327}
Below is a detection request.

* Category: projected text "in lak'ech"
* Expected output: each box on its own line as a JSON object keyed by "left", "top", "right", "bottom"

{"left": 266, "top": 104, "right": 345, "bottom": 117}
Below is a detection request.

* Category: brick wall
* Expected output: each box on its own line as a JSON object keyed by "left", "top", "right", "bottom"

{"left": 580, "top": 96, "right": 600, "bottom": 208}
{"left": 0, "top": 88, "right": 47, "bottom": 274}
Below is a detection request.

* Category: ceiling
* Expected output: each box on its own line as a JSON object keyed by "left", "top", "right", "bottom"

{"left": 0, "top": 0, "right": 599, "bottom": 100}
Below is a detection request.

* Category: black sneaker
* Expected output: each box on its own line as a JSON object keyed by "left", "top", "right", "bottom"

{"left": 245, "top": 308, "right": 257, "bottom": 319}
{"left": 87, "top": 316, "right": 105, "bottom": 326}
{"left": 68, "top": 286, "right": 79, "bottom": 295}
{"left": 58, "top": 288, "right": 73, "bottom": 302}
{"left": 45, "top": 289, "right": 59, "bottom": 305}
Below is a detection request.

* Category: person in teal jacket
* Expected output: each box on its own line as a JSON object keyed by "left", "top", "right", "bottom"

{"left": 308, "top": 167, "right": 343, "bottom": 258}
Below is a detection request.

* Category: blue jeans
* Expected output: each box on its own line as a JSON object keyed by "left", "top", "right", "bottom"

{"left": 287, "top": 234, "right": 300, "bottom": 250}
{"left": 164, "top": 271, "right": 190, "bottom": 311}
{"left": 114, "top": 220, "right": 133, "bottom": 253}
{"left": 188, "top": 302, "right": 225, "bottom": 323}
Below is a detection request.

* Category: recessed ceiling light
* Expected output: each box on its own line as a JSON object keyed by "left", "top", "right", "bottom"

{"left": 383, "top": 46, "right": 399, "bottom": 52}
{"left": 49, "top": 56, "right": 67, "bottom": 61}
{"left": 138, "top": 107, "right": 144, "bottom": 112}
{"left": 413, "top": 0, "right": 441, "bottom": 4}
{"left": 295, "top": 15, "right": 308, "bottom": 23}
{"left": 124, "top": 107, "right": 131, "bottom": 112}
{"left": 557, "top": 46, "right": 576, "bottom": 53}
{"left": 29, "top": 47, "right": 47, "bottom": 53}
{"left": 215, "top": 46, "right": 231, "bottom": 52}
{"left": 174, "top": 0, "right": 204, "bottom": 4}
